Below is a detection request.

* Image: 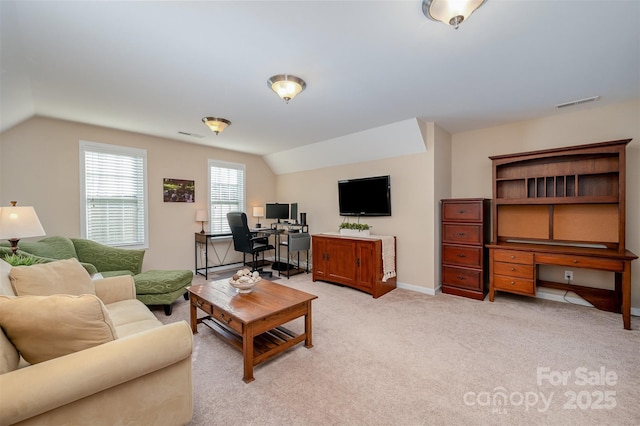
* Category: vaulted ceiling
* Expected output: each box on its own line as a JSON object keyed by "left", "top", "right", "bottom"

{"left": 1, "top": 1, "right": 639, "bottom": 157}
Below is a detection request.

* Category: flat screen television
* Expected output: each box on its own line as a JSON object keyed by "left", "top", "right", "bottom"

{"left": 265, "top": 203, "right": 289, "bottom": 222}
{"left": 338, "top": 175, "right": 391, "bottom": 216}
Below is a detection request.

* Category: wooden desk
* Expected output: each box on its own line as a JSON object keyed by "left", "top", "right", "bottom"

{"left": 194, "top": 233, "right": 233, "bottom": 279}
{"left": 487, "top": 243, "right": 637, "bottom": 330}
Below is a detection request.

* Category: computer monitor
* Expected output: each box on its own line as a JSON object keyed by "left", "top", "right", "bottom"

{"left": 265, "top": 203, "right": 289, "bottom": 223}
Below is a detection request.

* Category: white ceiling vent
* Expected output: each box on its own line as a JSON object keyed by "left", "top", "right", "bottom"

{"left": 555, "top": 96, "right": 600, "bottom": 109}
{"left": 177, "top": 131, "right": 204, "bottom": 138}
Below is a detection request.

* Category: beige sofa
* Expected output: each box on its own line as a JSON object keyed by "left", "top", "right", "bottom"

{"left": 0, "top": 258, "right": 193, "bottom": 426}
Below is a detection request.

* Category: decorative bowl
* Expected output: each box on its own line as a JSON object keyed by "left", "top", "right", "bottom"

{"left": 229, "top": 269, "right": 261, "bottom": 294}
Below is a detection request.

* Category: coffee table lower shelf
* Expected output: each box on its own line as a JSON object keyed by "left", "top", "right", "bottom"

{"left": 199, "top": 316, "right": 306, "bottom": 366}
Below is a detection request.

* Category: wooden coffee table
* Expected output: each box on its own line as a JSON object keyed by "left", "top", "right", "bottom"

{"left": 188, "top": 279, "right": 317, "bottom": 383}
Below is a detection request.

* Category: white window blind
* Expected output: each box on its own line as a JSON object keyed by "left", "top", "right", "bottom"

{"left": 208, "top": 160, "right": 245, "bottom": 234}
{"left": 80, "top": 141, "right": 148, "bottom": 247}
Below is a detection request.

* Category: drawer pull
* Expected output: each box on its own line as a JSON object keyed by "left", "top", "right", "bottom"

{"left": 457, "top": 210, "right": 466, "bottom": 214}
{"left": 457, "top": 276, "right": 465, "bottom": 280}
{"left": 510, "top": 267, "right": 515, "bottom": 271}
{"left": 510, "top": 255, "right": 515, "bottom": 259}
{"left": 510, "top": 281, "right": 515, "bottom": 285}
{"left": 573, "top": 260, "right": 578, "bottom": 264}
{"left": 457, "top": 232, "right": 466, "bottom": 236}
{"left": 457, "top": 253, "right": 466, "bottom": 258}
{"left": 196, "top": 300, "right": 203, "bottom": 308}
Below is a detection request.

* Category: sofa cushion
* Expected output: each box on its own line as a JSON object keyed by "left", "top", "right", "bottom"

{"left": 0, "top": 294, "right": 118, "bottom": 364}
{"left": 10, "top": 236, "right": 78, "bottom": 260}
{"left": 0, "top": 328, "right": 20, "bottom": 374}
{"left": 134, "top": 270, "right": 193, "bottom": 295}
{"left": 105, "top": 299, "right": 162, "bottom": 338}
{"left": 0, "top": 258, "right": 13, "bottom": 296}
{"left": 101, "top": 270, "right": 135, "bottom": 278}
{"left": 9, "top": 258, "right": 95, "bottom": 296}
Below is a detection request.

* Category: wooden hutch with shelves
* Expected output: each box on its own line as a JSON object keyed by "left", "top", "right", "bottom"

{"left": 486, "top": 139, "right": 637, "bottom": 329}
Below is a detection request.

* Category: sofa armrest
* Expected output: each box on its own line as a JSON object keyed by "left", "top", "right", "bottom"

{"left": 71, "top": 238, "right": 145, "bottom": 275}
{"left": 94, "top": 275, "right": 136, "bottom": 304}
{"left": 0, "top": 321, "right": 193, "bottom": 426}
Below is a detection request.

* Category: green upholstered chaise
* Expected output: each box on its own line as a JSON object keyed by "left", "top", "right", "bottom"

{"left": 0, "top": 236, "right": 192, "bottom": 315}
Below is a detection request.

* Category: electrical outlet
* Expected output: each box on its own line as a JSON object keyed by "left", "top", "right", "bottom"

{"left": 564, "top": 270, "right": 574, "bottom": 281}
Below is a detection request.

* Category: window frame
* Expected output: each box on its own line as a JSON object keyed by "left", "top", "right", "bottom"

{"left": 79, "top": 140, "right": 149, "bottom": 249}
{"left": 208, "top": 159, "right": 246, "bottom": 235}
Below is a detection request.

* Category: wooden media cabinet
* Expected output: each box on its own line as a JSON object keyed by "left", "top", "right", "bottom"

{"left": 312, "top": 234, "right": 396, "bottom": 298}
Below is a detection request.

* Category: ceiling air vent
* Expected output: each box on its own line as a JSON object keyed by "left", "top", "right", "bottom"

{"left": 177, "top": 131, "right": 204, "bottom": 138}
{"left": 555, "top": 96, "right": 600, "bottom": 109}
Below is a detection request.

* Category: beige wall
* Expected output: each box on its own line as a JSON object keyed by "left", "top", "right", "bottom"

{"left": 1, "top": 100, "right": 638, "bottom": 309}
{"left": 0, "top": 116, "right": 277, "bottom": 270}
{"left": 277, "top": 121, "right": 449, "bottom": 293}
{"left": 277, "top": 151, "right": 433, "bottom": 291}
{"left": 451, "top": 99, "right": 640, "bottom": 309}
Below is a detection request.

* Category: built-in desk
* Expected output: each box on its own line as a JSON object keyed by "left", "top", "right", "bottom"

{"left": 487, "top": 242, "right": 637, "bottom": 330}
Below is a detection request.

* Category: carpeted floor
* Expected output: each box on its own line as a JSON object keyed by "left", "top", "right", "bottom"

{"left": 153, "top": 268, "right": 640, "bottom": 425}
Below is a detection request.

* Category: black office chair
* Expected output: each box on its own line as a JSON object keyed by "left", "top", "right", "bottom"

{"left": 227, "top": 212, "right": 274, "bottom": 275}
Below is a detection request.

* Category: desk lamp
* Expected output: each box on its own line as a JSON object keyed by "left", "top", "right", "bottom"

{"left": 0, "top": 201, "right": 46, "bottom": 253}
{"left": 195, "top": 210, "right": 208, "bottom": 234}
{"left": 253, "top": 207, "right": 264, "bottom": 228}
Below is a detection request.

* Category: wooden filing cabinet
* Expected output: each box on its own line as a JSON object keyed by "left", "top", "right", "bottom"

{"left": 440, "top": 199, "right": 491, "bottom": 300}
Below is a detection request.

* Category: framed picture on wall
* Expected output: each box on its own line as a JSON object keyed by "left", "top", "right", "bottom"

{"left": 163, "top": 178, "right": 195, "bottom": 203}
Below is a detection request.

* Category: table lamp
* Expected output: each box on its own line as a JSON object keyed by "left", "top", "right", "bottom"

{"left": 195, "top": 210, "right": 208, "bottom": 234}
{"left": 253, "top": 206, "right": 264, "bottom": 228}
{"left": 0, "top": 201, "right": 46, "bottom": 253}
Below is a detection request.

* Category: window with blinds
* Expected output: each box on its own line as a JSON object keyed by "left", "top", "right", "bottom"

{"left": 79, "top": 141, "right": 148, "bottom": 248}
{"left": 208, "top": 160, "right": 245, "bottom": 234}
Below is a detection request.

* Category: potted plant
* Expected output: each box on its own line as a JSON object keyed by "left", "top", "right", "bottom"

{"left": 2, "top": 253, "right": 45, "bottom": 266}
{"left": 338, "top": 222, "right": 371, "bottom": 237}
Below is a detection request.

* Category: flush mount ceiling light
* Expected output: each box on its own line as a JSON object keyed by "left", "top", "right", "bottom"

{"left": 201, "top": 117, "right": 231, "bottom": 135}
{"left": 267, "top": 74, "right": 306, "bottom": 103}
{"left": 422, "top": 0, "right": 486, "bottom": 29}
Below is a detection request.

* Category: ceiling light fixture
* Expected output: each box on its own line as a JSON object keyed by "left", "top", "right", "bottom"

{"left": 422, "top": 0, "right": 486, "bottom": 29}
{"left": 202, "top": 117, "right": 231, "bottom": 135}
{"left": 267, "top": 74, "right": 306, "bottom": 103}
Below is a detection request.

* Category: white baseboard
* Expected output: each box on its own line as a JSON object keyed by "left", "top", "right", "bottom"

{"left": 535, "top": 287, "right": 594, "bottom": 307}
{"left": 535, "top": 288, "right": 640, "bottom": 317}
{"left": 396, "top": 284, "right": 639, "bottom": 317}
{"left": 397, "top": 281, "right": 438, "bottom": 296}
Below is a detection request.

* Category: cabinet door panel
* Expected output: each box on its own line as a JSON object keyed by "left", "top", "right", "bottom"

{"left": 356, "top": 241, "right": 375, "bottom": 290}
{"left": 326, "top": 239, "right": 357, "bottom": 285}
{"left": 311, "top": 238, "right": 327, "bottom": 279}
